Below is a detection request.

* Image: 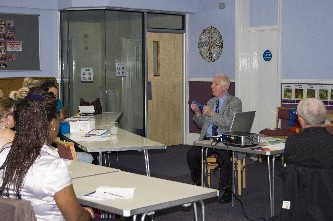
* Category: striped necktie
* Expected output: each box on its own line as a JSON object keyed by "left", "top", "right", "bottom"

{"left": 212, "top": 99, "right": 219, "bottom": 136}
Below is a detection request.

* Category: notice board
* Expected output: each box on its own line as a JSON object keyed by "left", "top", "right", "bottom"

{"left": 0, "top": 13, "right": 40, "bottom": 71}
{"left": 281, "top": 83, "right": 333, "bottom": 109}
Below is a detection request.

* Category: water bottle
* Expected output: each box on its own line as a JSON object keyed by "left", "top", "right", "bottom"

{"left": 89, "top": 117, "right": 95, "bottom": 130}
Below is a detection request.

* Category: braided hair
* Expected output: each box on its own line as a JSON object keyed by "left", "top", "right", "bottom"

{"left": 0, "top": 87, "right": 58, "bottom": 198}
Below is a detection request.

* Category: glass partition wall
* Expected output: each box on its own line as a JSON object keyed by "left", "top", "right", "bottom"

{"left": 60, "top": 10, "right": 144, "bottom": 134}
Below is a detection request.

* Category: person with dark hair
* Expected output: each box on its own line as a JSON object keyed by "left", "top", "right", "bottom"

{"left": 0, "top": 88, "right": 95, "bottom": 220}
{"left": 40, "top": 78, "right": 67, "bottom": 121}
{"left": 41, "top": 79, "right": 94, "bottom": 164}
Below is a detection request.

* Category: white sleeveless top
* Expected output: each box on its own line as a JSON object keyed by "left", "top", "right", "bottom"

{"left": 0, "top": 144, "right": 72, "bottom": 221}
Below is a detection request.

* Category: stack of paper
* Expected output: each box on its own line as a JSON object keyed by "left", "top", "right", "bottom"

{"left": 83, "top": 186, "right": 135, "bottom": 200}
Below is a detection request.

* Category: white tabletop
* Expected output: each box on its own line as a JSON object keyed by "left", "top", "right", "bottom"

{"left": 62, "top": 128, "right": 166, "bottom": 152}
{"left": 72, "top": 171, "right": 218, "bottom": 217}
{"left": 67, "top": 160, "right": 119, "bottom": 179}
{"left": 62, "top": 112, "right": 165, "bottom": 153}
{"left": 194, "top": 137, "right": 285, "bottom": 156}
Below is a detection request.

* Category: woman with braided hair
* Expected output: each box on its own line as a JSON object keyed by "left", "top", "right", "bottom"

{"left": 0, "top": 87, "right": 95, "bottom": 220}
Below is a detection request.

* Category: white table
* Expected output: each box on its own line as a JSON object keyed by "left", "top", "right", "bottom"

{"left": 194, "top": 138, "right": 285, "bottom": 217}
{"left": 62, "top": 113, "right": 166, "bottom": 176}
{"left": 72, "top": 170, "right": 218, "bottom": 221}
{"left": 67, "top": 160, "right": 119, "bottom": 179}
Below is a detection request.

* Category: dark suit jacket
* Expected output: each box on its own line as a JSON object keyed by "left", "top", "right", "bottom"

{"left": 280, "top": 127, "right": 333, "bottom": 221}
{"left": 284, "top": 127, "right": 333, "bottom": 167}
{"left": 193, "top": 93, "right": 242, "bottom": 140}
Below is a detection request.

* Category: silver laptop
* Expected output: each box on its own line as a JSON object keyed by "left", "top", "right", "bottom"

{"left": 228, "top": 111, "right": 256, "bottom": 133}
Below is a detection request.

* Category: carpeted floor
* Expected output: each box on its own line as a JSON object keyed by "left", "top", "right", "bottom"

{"left": 102, "top": 145, "right": 283, "bottom": 221}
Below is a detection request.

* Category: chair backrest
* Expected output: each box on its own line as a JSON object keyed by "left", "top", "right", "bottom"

{"left": 280, "top": 164, "right": 333, "bottom": 221}
{"left": 54, "top": 137, "right": 77, "bottom": 160}
{"left": 276, "top": 107, "right": 295, "bottom": 129}
{"left": 0, "top": 197, "right": 37, "bottom": 221}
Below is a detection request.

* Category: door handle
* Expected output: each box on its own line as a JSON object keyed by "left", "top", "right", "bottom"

{"left": 147, "top": 81, "right": 152, "bottom": 100}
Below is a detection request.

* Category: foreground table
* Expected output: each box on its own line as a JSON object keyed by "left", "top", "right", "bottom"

{"left": 72, "top": 171, "right": 218, "bottom": 221}
{"left": 194, "top": 138, "right": 285, "bottom": 217}
{"left": 67, "top": 160, "right": 119, "bottom": 179}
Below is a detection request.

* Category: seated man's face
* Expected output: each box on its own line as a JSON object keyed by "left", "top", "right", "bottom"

{"left": 211, "top": 76, "right": 227, "bottom": 98}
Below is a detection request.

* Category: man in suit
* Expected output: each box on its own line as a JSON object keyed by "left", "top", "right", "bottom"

{"left": 187, "top": 73, "right": 242, "bottom": 203}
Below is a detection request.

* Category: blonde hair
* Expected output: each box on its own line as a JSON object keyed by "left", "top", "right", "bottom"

{"left": 22, "top": 77, "right": 42, "bottom": 89}
{"left": 9, "top": 87, "right": 30, "bottom": 101}
{"left": 0, "top": 96, "right": 15, "bottom": 123}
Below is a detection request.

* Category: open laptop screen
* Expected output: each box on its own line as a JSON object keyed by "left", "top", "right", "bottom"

{"left": 229, "top": 111, "right": 256, "bottom": 133}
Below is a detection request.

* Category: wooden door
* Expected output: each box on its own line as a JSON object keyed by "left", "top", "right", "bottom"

{"left": 147, "top": 32, "right": 183, "bottom": 145}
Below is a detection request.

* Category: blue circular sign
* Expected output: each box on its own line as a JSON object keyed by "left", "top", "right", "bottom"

{"left": 263, "top": 50, "right": 272, "bottom": 61}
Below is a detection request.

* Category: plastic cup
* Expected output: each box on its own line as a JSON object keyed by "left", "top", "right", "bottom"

{"left": 110, "top": 122, "right": 118, "bottom": 135}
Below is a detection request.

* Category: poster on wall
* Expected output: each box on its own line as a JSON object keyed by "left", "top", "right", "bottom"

{"left": 282, "top": 84, "right": 293, "bottom": 103}
{"left": 330, "top": 85, "right": 333, "bottom": 106}
{"left": 0, "top": 13, "right": 39, "bottom": 71}
{"left": 282, "top": 83, "right": 333, "bottom": 106}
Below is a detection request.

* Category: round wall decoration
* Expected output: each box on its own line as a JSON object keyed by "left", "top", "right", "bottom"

{"left": 198, "top": 26, "right": 223, "bottom": 62}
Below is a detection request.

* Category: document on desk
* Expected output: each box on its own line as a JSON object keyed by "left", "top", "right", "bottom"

{"left": 83, "top": 186, "right": 135, "bottom": 200}
{"left": 70, "top": 133, "right": 110, "bottom": 142}
{"left": 259, "top": 137, "right": 285, "bottom": 151}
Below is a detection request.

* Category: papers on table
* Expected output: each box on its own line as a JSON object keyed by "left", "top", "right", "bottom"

{"left": 83, "top": 186, "right": 135, "bottom": 200}
{"left": 70, "top": 133, "right": 110, "bottom": 142}
{"left": 86, "top": 129, "right": 108, "bottom": 136}
{"left": 258, "top": 137, "right": 285, "bottom": 151}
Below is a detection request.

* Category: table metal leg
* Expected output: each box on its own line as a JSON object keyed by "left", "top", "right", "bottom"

{"left": 267, "top": 155, "right": 276, "bottom": 217}
{"left": 98, "top": 152, "right": 102, "bottom": 166}
{"left": 199, "top": 200, "right": 205, "bottom": 221}
{"left": 231, "top": 151, "right": 236, "bottom": 206}
{"left": 143, "top": 150, "right": 151, "bottom": 176}
{"left": 132, "top": 215, "right": 137, "bottom": 221}
{"left": 140, "top": 212, "right": 148, "bottom": 221}
{"left": 201, "top": 147, "right": 204, "bottom": 187}
{"left": 200, "top": 147, "right": 209, "bottom": 187}
{"left": 193, "top": 202, "right": 198, "bottom": 221}
{"left": 192, "top": 200, "right": 206, "bottom": 221}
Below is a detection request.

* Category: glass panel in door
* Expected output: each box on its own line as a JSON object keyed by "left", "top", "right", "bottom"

{"left": 60, "top": 10, "right": 144, "bottom": 135}
{"left": 105, "top": 11, "right": 144, "bottom": 135}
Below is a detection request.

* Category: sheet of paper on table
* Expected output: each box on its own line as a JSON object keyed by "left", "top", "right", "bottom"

{"left": 70, "top": 133, "right": 110, "bottom": 142}
{"left": 259, "top": 137, "right": 286, "bottom": 150}
{"left": 83, "top": 186, "right": 135, "bottom": 200}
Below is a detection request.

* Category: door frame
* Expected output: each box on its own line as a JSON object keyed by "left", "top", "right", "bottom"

{"left": 235, "top": 0, "right": 282, "bottom": 132}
